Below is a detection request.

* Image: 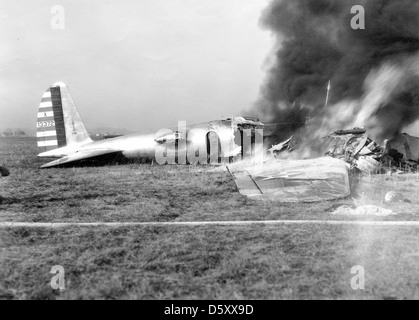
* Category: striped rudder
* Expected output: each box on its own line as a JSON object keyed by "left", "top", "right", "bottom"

{"left": 36, "top": 87, "right": 67, "bottom": 153}
{"left": 37, "top": 82, "right": 92, "bottom": 154}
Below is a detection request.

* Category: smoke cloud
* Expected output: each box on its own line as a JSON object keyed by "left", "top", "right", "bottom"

{"left": 256, "top": 0, "right": 419, "bottom": 148}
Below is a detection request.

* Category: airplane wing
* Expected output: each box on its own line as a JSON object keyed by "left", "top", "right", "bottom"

{"left": 228, "top": 157, "right": 350, "bottom": 202}
{"left": 40, "top": 149, "right": 123, "bottom": 168}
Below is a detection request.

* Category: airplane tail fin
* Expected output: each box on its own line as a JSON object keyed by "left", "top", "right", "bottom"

{"left": 37, "top": 82, "right": 92, "bottom": 153}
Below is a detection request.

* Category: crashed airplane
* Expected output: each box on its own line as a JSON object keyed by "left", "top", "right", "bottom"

{"left": 36, "top": 82, "right": 264, "bottom": 168}
{"left": 35, "top": 82, "right": 354, "bottom": 203}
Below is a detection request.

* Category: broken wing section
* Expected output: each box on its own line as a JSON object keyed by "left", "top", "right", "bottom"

{"left": 229, "top": 157, "right": 350, "bottom": 202}
{"left": 40, "top": 149, "right": 123, "bottom": 168}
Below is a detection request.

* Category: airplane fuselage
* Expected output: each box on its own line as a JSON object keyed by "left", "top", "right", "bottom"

{"left": 38, "top": 119, "right": 263, "bottom": 166}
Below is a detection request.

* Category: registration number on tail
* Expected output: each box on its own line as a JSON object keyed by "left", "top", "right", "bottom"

{"left": 37, "top": 120, "right": 55, "bottom": 128}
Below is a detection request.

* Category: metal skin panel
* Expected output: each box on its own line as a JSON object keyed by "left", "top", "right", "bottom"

{"left": 229, "top": 157, "right": 351, "bottom": 202}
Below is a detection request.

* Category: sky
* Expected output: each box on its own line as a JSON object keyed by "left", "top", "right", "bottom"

{"left": 0, "top": 0, "right": 273, "bottom": 134}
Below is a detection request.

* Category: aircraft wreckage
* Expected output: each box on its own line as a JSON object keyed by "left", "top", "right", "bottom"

{"left": 269, "top": 128, "right": 419, "bottom": 174}
{"left": 35, "top": 82, "right": 417, "bottom": 203}
{"left": 232, "top": 128, "right": 419, "bottom": 203}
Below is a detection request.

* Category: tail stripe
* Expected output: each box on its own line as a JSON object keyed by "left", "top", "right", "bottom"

{"left": 39, "top": 101, "right": 53, "bottom": 108}
{"left": 50, "top": 86, "right": 67, "bottom": 148}
{"left": 38, "top": 107, "right": 54, "bottom": 113}
{"left": 38, "top": 136, "right": 59, "bottom": 142}
{"left": 37, "top": 111, "right": 54, "bottom": 118}
{"left": 37, "top": 116, "right": 55, "bottom": 122}
{"left": 36, "top": 130, "right": 56, "bottom": 138}
{"left": 38, "top": 140, "right": 58, "bottom": 147}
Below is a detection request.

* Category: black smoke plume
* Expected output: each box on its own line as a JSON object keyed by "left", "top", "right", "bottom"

{"left": 256, "top": 0, "right": 419, "bottom": 141}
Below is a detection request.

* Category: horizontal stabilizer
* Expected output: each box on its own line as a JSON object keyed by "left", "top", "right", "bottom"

{"left": 41, "top": 149, "right": 122, "bottom": 168}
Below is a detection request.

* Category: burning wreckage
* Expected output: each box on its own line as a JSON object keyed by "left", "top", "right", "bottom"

{"left": 269, "top": 129, "right": 419, "bottom": 174}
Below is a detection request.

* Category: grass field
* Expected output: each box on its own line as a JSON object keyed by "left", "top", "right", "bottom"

{"left": 0, "top": 137, "right": 418, "bottom": 299}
